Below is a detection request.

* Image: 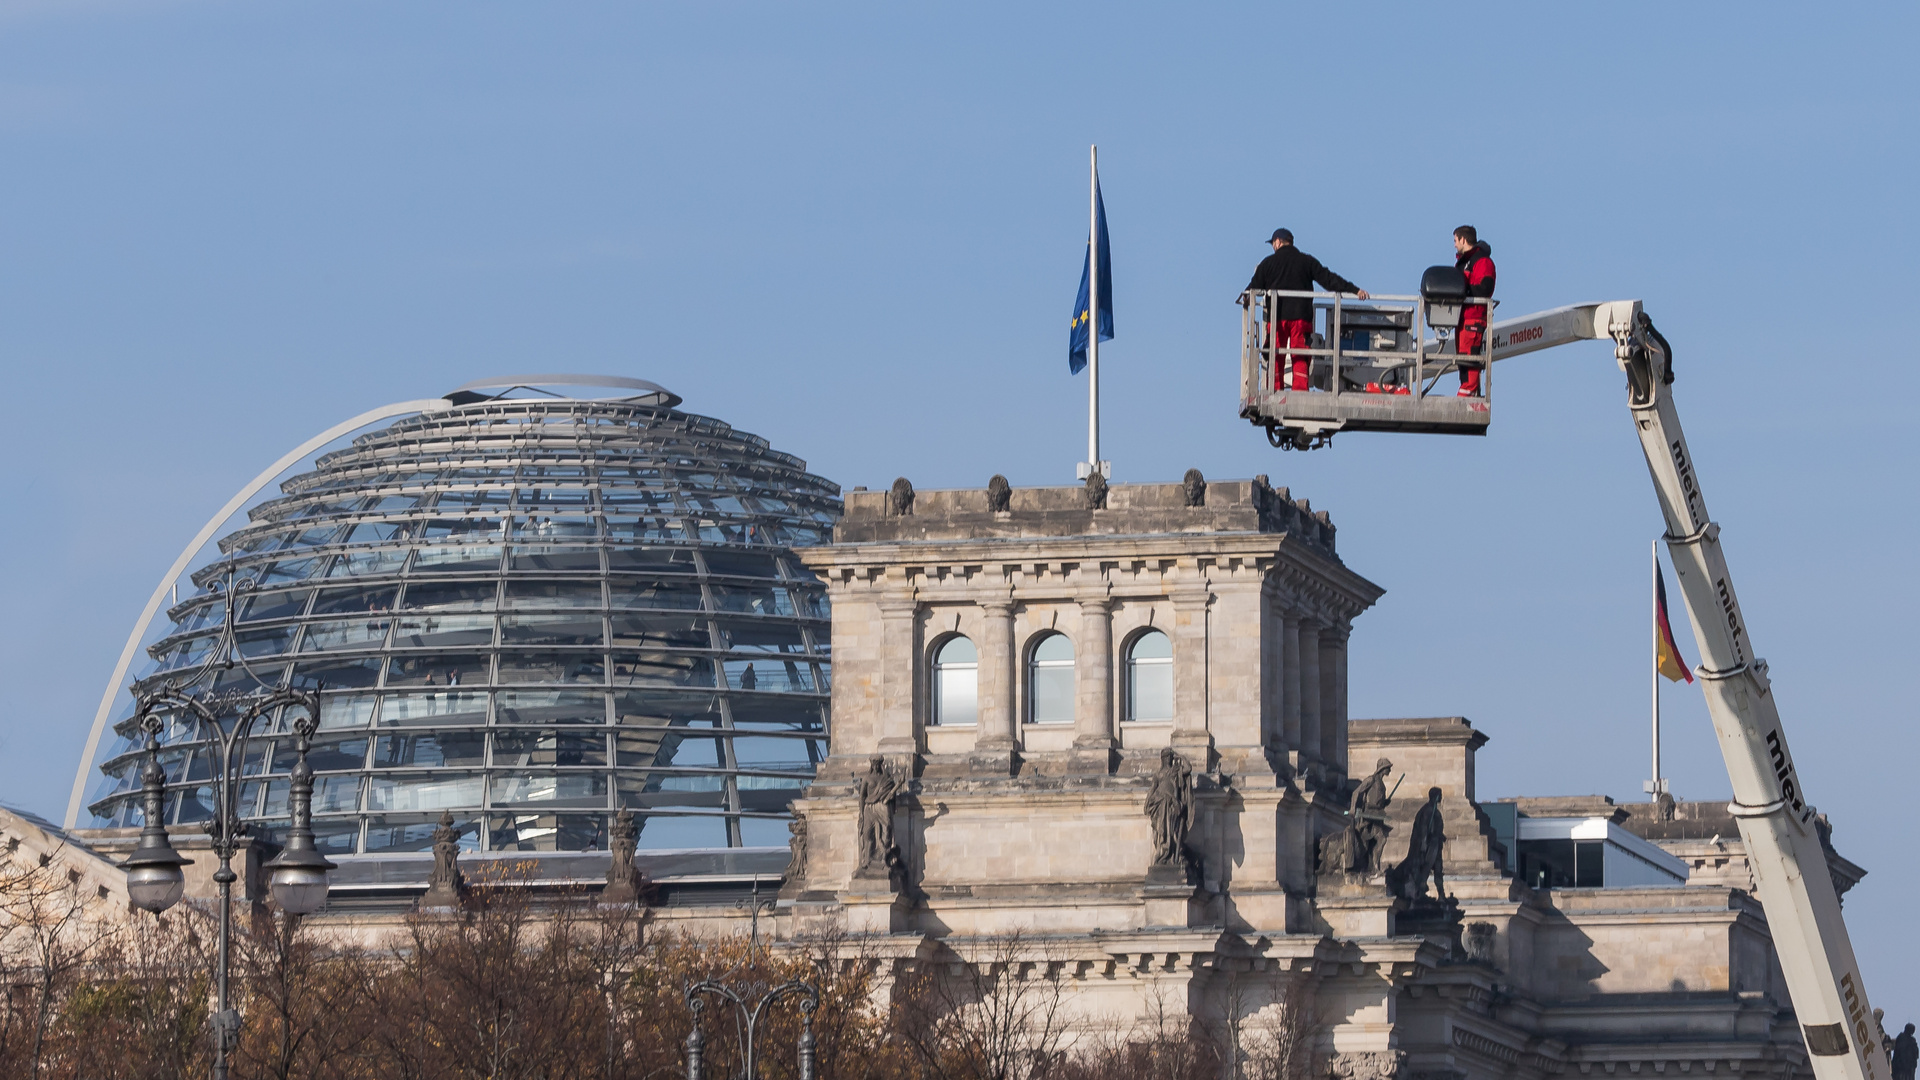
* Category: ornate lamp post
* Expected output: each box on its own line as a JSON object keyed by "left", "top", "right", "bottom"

{"left": 114, "top": 578, "right": 336, "bottom": 1080}
{"left": 683, "top": 977, "right": 819, "bottom": 1080}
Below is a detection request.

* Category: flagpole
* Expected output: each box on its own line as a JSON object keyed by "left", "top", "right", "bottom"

{"left": 1651, "top": 538, "right": 1663, "bottom": 797}
{"left": 1087, "top": 143, "right": 1101, "bottom": 478}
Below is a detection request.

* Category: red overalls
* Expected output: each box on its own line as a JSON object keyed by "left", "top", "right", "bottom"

{"left": 1457, "top": 245, "right": 1495, "bottom": 395}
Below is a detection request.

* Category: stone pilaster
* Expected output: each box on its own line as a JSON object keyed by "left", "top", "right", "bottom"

{"left": 1297, "top": 619, "right": 1322, "bottom": 770}
{"left": 971, "top": 599, "right": 1017, "bottom": 776}
{"left": 1320, "top": 624, "right": 1350, "bottom": 771}
{"left": 876, "top": 593, "right": 920, "bottom": 766}
{"left": 1280, "top": 610, "right": 1302, "bottom": 750}
{"left": 1170, "top": 584, "right": 1213, "bottom": 761}
{"left": 1071, "top": 593, "right": 1116, "bottom": 774}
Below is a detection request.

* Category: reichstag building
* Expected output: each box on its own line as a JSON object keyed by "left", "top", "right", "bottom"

{"left": 73, "top": 377, "right": 837, "bottom": 876}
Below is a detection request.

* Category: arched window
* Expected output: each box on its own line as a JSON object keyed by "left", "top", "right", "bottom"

{"left": 1028, "top": 632, "right": 1075, "bottom": 724}
{"left": 931, "top": 636, "right": 978, "bottom": 726}
{"left": 1126, "top": 629, "right": 1173, "bottom": 722}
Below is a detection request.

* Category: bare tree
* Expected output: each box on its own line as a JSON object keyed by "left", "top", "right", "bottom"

{"left": 894, "top": 930, "right": 1072, "bottom": 1080}
{"left": 0, "top": 845, "right": 123, "bottom": 1080}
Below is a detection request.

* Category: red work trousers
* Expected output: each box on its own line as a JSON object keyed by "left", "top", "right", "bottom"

{"left": 1273, "top": 318, "right": 1313, "bottom": 390}
{"left": 1457, "top": 324, "right": 1485, "bottom": 395}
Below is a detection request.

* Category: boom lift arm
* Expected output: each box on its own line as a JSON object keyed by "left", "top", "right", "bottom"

{"left": 1503, "top": 301, "right": 1884, "bottom": 1080}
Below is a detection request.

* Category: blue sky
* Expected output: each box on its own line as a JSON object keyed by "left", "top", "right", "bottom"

{"left": 2, "top": 0, "right": 1915, "bottom": 1021}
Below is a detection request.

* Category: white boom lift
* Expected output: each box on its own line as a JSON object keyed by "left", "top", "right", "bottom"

{"left": 1238, "top": 292, "right": 1886, "bottom": 1080}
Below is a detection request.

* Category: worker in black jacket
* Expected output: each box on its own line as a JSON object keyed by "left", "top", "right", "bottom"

{"left": 1242, "top": 229, "right": 1369, "bottom": 391}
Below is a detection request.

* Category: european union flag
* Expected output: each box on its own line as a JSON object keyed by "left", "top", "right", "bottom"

{"left": 1068, "top": 179, "right": 1113, "bottom": 374}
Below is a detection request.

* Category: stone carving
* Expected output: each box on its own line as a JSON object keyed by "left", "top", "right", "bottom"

{"left": 601, "top": 807, "right": 650, "bottom": 905}
{"left": 1654, "top": 789, "right": 1676, "bottom": 821}
{"left": 1318, "top": 757, "right": 1394, "bottom": 876}
{"left": 1463, "top": 921, "right": 1497, "bottom": 966}
{"left": 1328, "top": 1050, "right": 1407, "bottom": 1080}
{"left": 889, "top": 477, "right": 914, "bottom": 516}
{"left": 1144, "top": 748, "right": 1194, "bottom": 868}
{"left": 987, "top": 474, "right": 1012, "bottom": 512}
{"left": 783, "top": 813, "right": 810, "bottom": 884}
{"left": 1084, "top": 469, "right": 1108, "bottom": 510}
{"left": 855, "top": 756, "right": 903, "bottom": 875}
{"left": 420, "top": 810, "right": 464, "bottom": 907}
{"left": 1391, "top": 787, "right": 1448, "bottom": 900}
{"left": 1182, "top": 468, "right": 1207, "bottom": 507}
{"left": 1893, "top": 1023, "right": 1916, "bottom": 1080}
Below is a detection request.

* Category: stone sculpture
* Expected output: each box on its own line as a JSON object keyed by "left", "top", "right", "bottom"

{"left": 1144, "top": 748, "right": 1194, "bottom": 868}
{"left": 783, "top": 814, "right": 810, "bottom": 884}
{"left": 1084, "top": 469, "right": 1108, "bottom": 510}
{"left": 987, "top": 474, "right": 1012, "bottom": 512}
{"left": 420, "top": 810, "right": 464, "bottom": 907}
{"left": 601, "top": 807, "right": 648, "bottom": 905}
{"left": 1182, "top": 468, "right": 1207, "bottom": 507}
{"left": 888, "top": 477, "right": 914, "bottom": 516}
{"left": 1463, "top": 921, "right": 1497, "bottom": 966}
{"left": 1328, "top": 1050, "right": 1407, "bottom": 1080}
{"left": 1318, "top": 757, "right": 1394, "bottom": 876}
{"left": 1393, "top": 787, "right": 1448, "bottom": 900}
{"left": 855, "top": 756, "right": 902, "bottom": 875}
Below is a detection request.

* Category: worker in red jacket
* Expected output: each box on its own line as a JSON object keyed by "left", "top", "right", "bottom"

{"left": 1243, "top": 229, "right": 1368, "bottom": 391}
{"left": 1453, "top": 225, "right": 1495, "bottom": 396}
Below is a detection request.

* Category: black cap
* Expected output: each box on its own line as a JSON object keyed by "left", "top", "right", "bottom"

{"left": 1269, "top": 228, "right": 1293, "bottom": 243}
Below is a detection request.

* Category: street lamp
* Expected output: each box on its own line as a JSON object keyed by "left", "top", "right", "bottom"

{"left": 113, "top": 579, "right": 336, "bottom": 1080}
{"left": 683, "top": 882, "right": 819, "bottom": 1080}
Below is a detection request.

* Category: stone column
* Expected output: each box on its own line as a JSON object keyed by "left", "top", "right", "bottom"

{"left": 1171, "top": 586, "right": 1214, "bottom": 760}
{"left": 972, "top": 600, "right": 1017, "bottom": 776}
{"left": 1319, "top": 626, "right": 1349, "bottom": 772}
{"left": 876, "top": 594, "right": 920, "bottom": 765}
{"left": 1296, "top": 619, "right": 1321, "bottom": 770}
{"left": 1280, "top": 611, "right": 1302, "bottom": 751}
{"left": 1071, "top": 594, "right": 1116, "bottom": 774}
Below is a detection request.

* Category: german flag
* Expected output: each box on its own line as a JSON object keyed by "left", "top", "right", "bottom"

{"left": 1655, "top": 567, "right": 1694, "bottom": 684}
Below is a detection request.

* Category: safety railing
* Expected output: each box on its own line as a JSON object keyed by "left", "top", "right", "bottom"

{"left": 1237, "top": 289, "right": 1498, "bottom": 407}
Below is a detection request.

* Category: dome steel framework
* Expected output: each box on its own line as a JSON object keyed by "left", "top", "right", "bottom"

{"left": 81, "top": 382, "right": 839, "bottom": 864}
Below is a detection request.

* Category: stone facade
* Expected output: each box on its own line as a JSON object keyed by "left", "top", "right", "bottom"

{"left": 33, "top": 476, "right": 1860, "bottom": 1080}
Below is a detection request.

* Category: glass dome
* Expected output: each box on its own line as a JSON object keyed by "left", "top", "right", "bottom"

{"left": 82, "top": 382, "right": 838, "bottom": 869}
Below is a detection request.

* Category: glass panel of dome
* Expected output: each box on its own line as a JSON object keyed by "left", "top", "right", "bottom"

{"left": 488, "top": 813, "right": 604, "bottom": 852}
{"left": 633, "top": 814, "right": 729, "bottom": 851}
{"left": 496, "top": 689, "right": 604, "bottom": 725}
{"left": 240, "top": 589, "right": 313, "bottom": 622}
{"left": 410, "top": 545, "right": 503, "bottom": 574}
{"left": 177, "top": 786, "right": 215, "bottom": 823}
{"left": 723, "top": 660, "right": 813, "bottom": 692}
{"left": 610, "top": 654, "right": 714, "bottom": 689}
{"left": 610, "top": 613, "right": 708, "bottom": 649}
{"left": 390, "top": 612, "right": 494, "bottom": 648}
{"left": 488, "top": 773, "right": 608, "bottom": 809}
{"left": 328, "top": 548, "right": 408, "bottom": 577}
{"left": 502, "top": 581, "right": 603, "bottom": 608}
{"left": 386, "top": 653, "right": 490, "bottom": 687}
{"left": 509, "top": 546, "right": 601, "bottom": 573}
{"left": 312, "top": 585, "right": 398, "bottom": 615}
{"left": 605, "top": 521, "right": 686, "bottom": 545}
{"left": 738, "top": 816, "right": 795, "bottom": 847}
{"left": 707, "top": 584, "right": 786, "bottom": 616}
{"left": 312, "top": 819, "right": 360, "bottom": 856}
{"left": 399, "top": 581, "right": 496, "bottom": 612}
{"left": 314, "top": 693, "right": 376, "bottom": 729}
{"left": 300, "top": 617, "right": 392, "bottom": 652}
{"left": 737, "top": 781, "right": 806, "bottom": 813}
{"left": 301, "top": 735, "right": 370, "bottom": 773}
{"left": 345, "top": 521, "right": 411, "bottom": 544}
{"left": 235, "top": 628, "right": 296, "bottom": 658}
{"left": 379, "top": 691, "right": 489, "bottom": 727}
{"left": 728, "top": 736, "right": 817, "bottom": 768}
{"left": 702, "top": 551, "right": 778, "bottom": 578}
{"left": 498, "top": 651, "right": 605, "bottom": 684}
{"left": 435, "top": 490, "right": 512, "bottom": 510}
{"left": 612, "top": 690, "right": 720, "bottom": 726}
{"left": 500, "top": 614, "right": 605, "bottom": 646}
{"left": 714, "top": 619, "right": 807, "bottom": 652}
{"left": 256, "top": 557, "right": 323, "bottom": 584}
{"left": 366, "top": 774, "right": 483, "bottom": 813}
{"left": 374, "top": 731, "right": 485, "bottom": 769}
{"left": 613, "top": 730, "right": 670, "bottom": 767}
{"left": 608, "top": 582, "right": 704, "bottom": 610}
{"left": 492, "top": 730, "right": 609, "bottom": 767}
{"left": 367, "top": 814, "right": 479, "bottom": 853}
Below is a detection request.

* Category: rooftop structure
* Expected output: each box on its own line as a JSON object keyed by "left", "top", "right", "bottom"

{"left": 73, "top": 377, "right": 839, "bottom": 887}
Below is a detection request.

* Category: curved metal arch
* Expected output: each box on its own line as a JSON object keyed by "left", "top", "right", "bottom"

{"left": 64, "top": 397, "right": 456, "bottom": 829}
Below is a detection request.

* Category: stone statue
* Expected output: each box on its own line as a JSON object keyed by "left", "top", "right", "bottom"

{"left": 1084, "top": 469, "right": 1108, "bottom": 511}
{"left": 783, "top": 813, "right": 810, "bottom": 884}
{"left": 1319, "top": 757, "right": 1395, "bottom": 877}
{"left": 1182, "top": 468, "right": 1207, "bottom": 508}
{"left": 601, "top": 807, "right": 648, "bottom": 905}
{"left": 1393, "top": 787, "right": 1448, "bottom": 901}
{"left": 888, "top": 477, "right": 915, "bottom": 516}
{"left": 420, "top": 810, "right": 464, "bottom": 907}
{"left": 854, "top": 756, "right": 902, "bottom": 874}
{"left": 1144, "top": 748, "right": 1194, "bottom": 868}
{"left": 987, "top": 474, "right": 1012, "bottom": 512}
{"left": 1895, "top": 1023, "right": 1917, "bottom": 1080}
{"left": 1463, "top": 921, "right": 1497, "bottom": 966}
